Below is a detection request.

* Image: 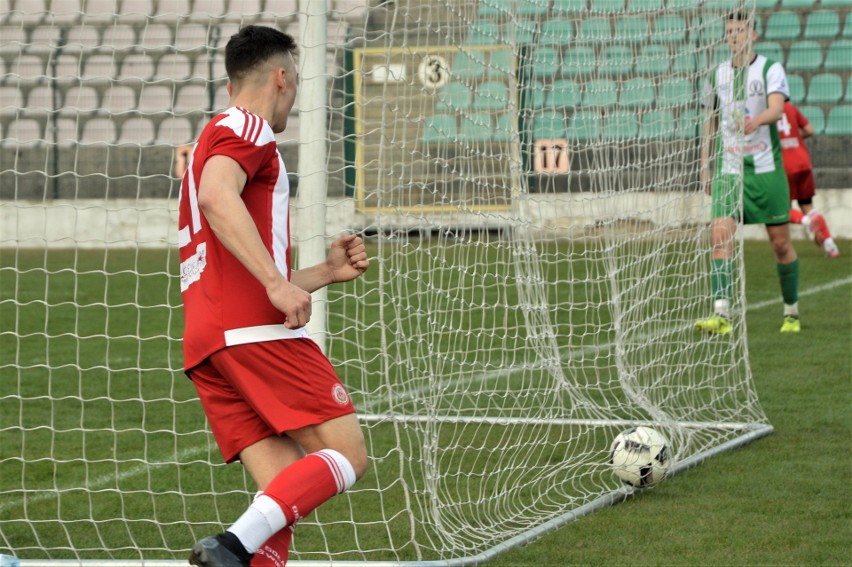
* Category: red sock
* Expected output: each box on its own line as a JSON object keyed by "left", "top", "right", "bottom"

{"left": 789, "top": 208, "right": 804, "bottom": 224}
{"left": 264, "top": 449, "right": 356, "bottom": 526}
{"left": 251, "top": 526, "right": 293, "bottom": 567}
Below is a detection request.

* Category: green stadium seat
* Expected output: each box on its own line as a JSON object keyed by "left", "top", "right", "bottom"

{"left": 552, "top": 0, "right": 587, "bottom": 14}
{"left": 532, "top": 47, "right": 561, "bottom": 79}
{"left": 459, "top": 113, "right": 495, "bottom": 143}
{"left": 627, "top": 0, "right": 662, "bottom": 11}
{"left": 675, "top": 109, "right": 702, "bottom": 139}
{"left": 451, "top": 50, "right": 487, "bottom": 80}
{"left": 847, "top": 76, "right": 852, "bottom": 102}
{"left": 568, "top": 110, "right": 602, "bottom": 141}
{"left": 604, "top": 111, "right": 639, "bottom": 140}
{"left": 824, "top": 40, "right": 852, "bottom": 70}
{"left": 780, "top": 0, "right": 813, "bottom": 8}
{"left": 562, "top": 46, "right": 597, "bottom": 77}
{"left": 494, "top": 113, "right": 516, "bottom": 142}
{"left": 533, "top": 110, "right": 568, "bottom": 139}
{"left": 582, "top": 79, "right": 619, "bottom": 107}
{"left": 658, "top": 78, "right": 694, "bottom": 107}
{"left": 638, "top": 109, "right": 676, "bottom": 139}
{"left": 652, "top": 15, "right": 687, "bottom": 44}
{"left": 764, "top": 11, "right": 801, "bottom": 41}
{"left": 540, "top": 19, "right": 575, "bottom": 46}
{"left": 502, "top": 20, "right": 537, "bottom": 44}
{"left": 844, "top": 14, "right": 852, "bottom": 39}
{"left": 466, "top": 21, "right": 501, "bottom": 45}
{"left": 421, "top": 114, "right": 457, "bottom": 144}
{"left": 706, "top": 0, "right": 736, "bottom": 11}
{"left": 787, "top": 74, "right": 805, "bottom": 103}
{"left": 547, "top": 79, "right": 582, "bottom": 108}
{"left": 577, "top": 17, "right": 612, "bottom": 43}
{"left": 524, "top": 80, "right": 547, "bottom": 109}
{"left": 591, "top": 0, "right": 626, "bottom": 12}
{"left": 435, "top": 83, "right": 473, "bottom": 111}
{"left": 473, "top": 81, "right": 510, "bottom": 111}
{"left": 824, "top": 105, "right": 852, "bottom": 136}
{"left": 635, "top": 44, "right": 669, "bottom": 74}
{"left": 806, "top": 73, "right": 843, "bottom": 104}
{"left": 672, "top": 45, "right": 697, "bottom": 74}
{"left": 822, "top": 0, "right": 852, "bottom": 6}
{"left": 488, "top": 50, "right": 515, "bottom": 77}
{"left": 666, "top": 0, "right": 700, "bottom": 10}
{"left": 786, "top": 41, "right": 824, "bottom": 72}
{"left": 804, "top": 10, "right": 840, "bottom": 40}
{"left": 479, "top": 0, "right": 549, "bottom": 18}
{"left": 620, "top": 77, "right": 657, "bottom": 108}
{"left": 755, "top": 0, "right": 776, "bottom": 8}
{"left": 614, "top": 16, "right": 650, "bottom": 44}
{"left": 600, "top": 45, "right": 634, "bottom": 76}
{"left": 798, "top": 105, "right": 825, "bottom": 135}
{"left": 754, "top": 41, "right": 784, "bottom": 65}
{"left": 691, "top": 16, "right": 723, "bottom": 43}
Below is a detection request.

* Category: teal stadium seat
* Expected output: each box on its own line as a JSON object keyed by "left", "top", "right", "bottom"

{"left": 806, "top": 73, "right": 843, "bottom": 104}
{"left": 780, "top": 0, "right": 814, "bottom": 8}
{"left": 452, "top": 50, "right": 487, "bottom": 80}
{"left": 532, "top": 47, "right": 561, "bottom": 79}
{"left": 707, "top": 0, "right": 736, "bottom": 10}
{"left": 533, "top": 110, "right": 568, "bottom": 139}
{"left": 478, "top": 0, "right": 549, "bottom": 19}
{"left": 798, "top": 106, "right": 825, "bottom": 135}
{"left": 666, "top": 0, "right": 700, "bottom": 10}
{"left": 568, "top": 110, "right": 602, "bottom": 141}
{"left": 824, "top": 40, "right": 852, "bottom": 70}
{"left": 467, "top": 21, "right": 501, "bottom": 45}
{"left": 582, "top": 79, "right": 619, "bottom": 107}
{"left": 552, "top": 0, "right": 588, "bottom": 15}
{"left": 676, "top": 109, "right": 703, "bottom": 139}
{"left": 787, "top": 74, "right": 805, "bottom": 103}
{"left": 494, "top": 113, "right": 515, "bottom": 142}
{"left": 620, "top": 77, "right": 657, "bottom": 108}
{"left": 627, "top": 0, "right": 663, "bottom": 11}
{"left": 847, "top": 76, "right": 852, "bottom": 102}
{"left": 436, "top": 83, "right": 473, "bottom": 111}
{"left": 786, "top": 41, "right": 823, "bottom": 72}
{"left": 524, "top": 81, "right": 546, "bottom": 109}
{"left": 754, "top": 42, "right": 784, "bottom": 65}
{"left": 764, "top": 11, "right": 801, "bottom": 41}
{"left": 540, "top": 19, "right": 575, "bottom": 46}
{"left": 658, "top": 78, "right": 694, "bottom": 107}
{"left": 473, "top": 81, "right": 510, "bottom": 111}
{"left": 804, "top": 10, "right": 840, "bottom": 40}
{"left": 488, "top": 50, "right": 515, "bottom": 77}
{"left": 755, "top": 0, "right": 777, "bottom": 8}
{"left": 578, "top": 17, "right": 612, "bottom": 43}
{"left": 822, "top": 0, "right": 852, "bottom": 6}
{"left": 691, "top": 16, "right": 723, "bottom": 43}
{"left": 591, "top": 0, "right": 626, "bottom": 13}
{"left": 562, "top": 46, "right": 597, "bottom": 77}
{"left": 600, "top": 45, "right": 634, "bottom": 76}
{"left": 672, "top": 45, "right": 697, "bottom": 74}
{"left": 421, "top": 114, "right": 457, "bottom": 144}
{"left": 638, "top": 109, "right": 676, "bottom": 139}
{"left": 653, "top": 15, "right": 687, "bottom": 44}
{"left": 614, "top": 16, "right": 650, "bottom": 44}
{"left": 459, "top": 113, "right": 495, "bottom": 143}
{"left": 844, "top": 14, "right": 852, "bottom": 39}
{"left": 604, "top": 111, "right": 639, "bottom": 140}
{"left": 502, "top": 20, "right": 536, "bottom": 44}
{"left": 824, "top": 106, "right": 852, "bottom": 136}
{"left": 635, "top": 44, "right": 669, "bottom": 74}
{"left": 547, "top": 79, "right": 582, "bottom": 108}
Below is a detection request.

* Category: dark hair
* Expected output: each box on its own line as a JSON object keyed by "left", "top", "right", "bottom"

{"left": 726, "top": 11, "right": 755, "bottom": 29}
{"left": 225, "top": 25, "right": 298, "bottom": 81}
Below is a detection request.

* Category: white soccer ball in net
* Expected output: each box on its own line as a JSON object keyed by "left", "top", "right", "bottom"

{"left": 610, "top": 426, "right": 672, "bottom": 488}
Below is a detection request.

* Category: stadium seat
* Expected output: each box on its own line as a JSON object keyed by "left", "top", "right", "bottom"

{"left": 614, "top": 16, "right": 650, "bottom": 44}
{"left": 591, "top": 0, "right": 626, "bottom": 12}
{"left": 552, "top": 0, "right": 587, "bottom": 15}
{"left": 806, "top": 73, "right": 843, "bottom": 104}
{"left": 672, "top": 45, "right": 697, "bottom": 74}
{"left": 847, "top": 76, "right": 852, "bottom": 102}
{"left": 824, "top": 40, "right": 852, "bottom": 70}
{"left": 157, "top": 116, "right": 195, "bottom": 145}
{"left": 755, "top": 0, "right": 777, "bottom": 8}
{"left": 102, "top": 25, "right": 137, "bottom": 50}
{"left": 824, "top": 105, "right": 852, "bottom": 136}
{"left": 707, "top": 0, "right": 736, "bottom": 10}
{"left": 785, "top": 41, "right": 824, "bottom": 72}
{"left": 798, "top": 105, "right": 825, "bottom": 135}
{"left": 102, "top": 85, "right": 138, "bottom": 114}
{"left": 118, "top": 117, "right": 156, "bottom": 145}
{"left": 0, "top": 87, "right": 23, "bottom": 115}
{"left": 547, "top": 79, "right": 582, "bottom": 108}
{"left": 523, "top": 81, "right": 546, "bottom": 110}
{"left": 63, "top": 85, "right": 100, "bottom": 114}
{"left": 502, "top": 20, "right": 537, "bottom": 44}
{"left": 578, "top": 17, "right": 612, "bottom": 43}
{"left": 764, "top": 11, "right": 801, "bottom": 41}
{"left": 653, "top": 15, "right": 687, "bottom": 44}
{"left": 567, "top": 110, "right": 601, "bottom": 141}
{"left": 844, "top": 14, "right": 852, "bottom": 39}
{"left": 638, "top": 109, "right": 676, "bottom": 139}
{"left": 634, "top": 44, "right": 669, "bottom": 74}
{"left": 666, "top": 0, "right": 700, "bottom": 10}
{"left": 138, "top": 84, "right": 176, "bottom": 113}
{"left": 157, "top": 53, "right": 194, "bottom": 81}
{"left": 582, "top": 79, "right": 618, "bottom": 107}
{"left": 562, "top": 46, "right": 597, "bottom": 77}
{"left": 786, "top": 74, "right": 805, "bottom": 103}
{"left": 540, "top": 19, "right": 575, "bottom": 45}
{"left": 173, "top": 23, "right": 213, "bottom": 51}
{"left": 138, "top": 23, "right": 174, "bottom": 50}
{"left": 421, "top": 114, "right": 457, "bottom": 144}
{"left": 81, "top": 54, "right": 119, "bottom": 80}
{"left": 473, "top": 81, "right": 510, "bottom": 111}
{"left": 691, "top": 15, "right": 723, "bottom": 43}
{"left": 174, "top": 84, "right": 207, "bottom": 113}
{"left": 191, "top": 0, "right": 226, "bottom": 19}
{"left": 532, "top": 110, "right": 567, "bottom": 139}
{"left": 5, "top": 118, "right": 43, "bottom": 145}
{"left": 479, "top": 0, "right": 549, "bottom": 18}
{"left": 532, "top": 47, "right": 561, "bottom": 79}
{"left": 55, "top": 117, "right": 79, "bottom": 146}
{"left": 599, "top": 45, "right": 634, "bottom": 76}
{"left": 64, "top": 26, "right": 102, "bottom": 52}
{"left": 657, "top": 78, "right": 693, "bottom": 107}
{"left": 80, "top": 117, "right": 117, "bottom": 144}
{"left": 804, "top": 10, "right": 840, "bottom": 40}
{"left": 466, "top": 21, "right": 501, "bottom": 45}
{"left": 627, "top": 0, "right": 662, "bottom": 11}
{"left": 435, "top": 83, "right": 473, "bottom": 111}
{"left": 603, "top": 111, "right": 639, "bottom": 140}
{"left": 452, "top": 50, "right": 487, "bottom": 80}
{"left": 619, "top": 77, "right": 656, "bottom": 108}
{"left": 754, "top": 41, "right": 784, "bottom": 65}
{"left": 494, "top": 113, "right": 516, "bottom": 142}
{"left": 488, "top": 50, "right": 515, "bottom": 77}
{"left": 25, "top": 86, "right": 54, "bottom": 111}
{"left": 822, "top": 0, "right": 852, "bottom": 6}
{"left": 780, "top": 0, "right": 813, "bottom": 8}
{"left": 121, "top": 54, "right": 156, "bottom": 81}
{"left": 459, "top": 113, "right": 494, "bottom": 143}
{"left": 675, "top": 109, "right": 702, "bottom": 139}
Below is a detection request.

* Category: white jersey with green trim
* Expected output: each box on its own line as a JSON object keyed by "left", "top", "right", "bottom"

{"left": 702, "top": 54, "right": 790, "bottom": 176}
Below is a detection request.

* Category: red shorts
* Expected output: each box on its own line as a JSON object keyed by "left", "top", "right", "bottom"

{"left": 188, "top": 339, "right": 355, "bottom": 463}
{"left": 786, "top": 168, "right": 815, "bottom": 203}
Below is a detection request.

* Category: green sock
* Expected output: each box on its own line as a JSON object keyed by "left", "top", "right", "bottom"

{"left": 776, "top": 259, "right": 800, "bottom": 305}
{"left": 711, "top": 259, "right": 734, "bottom": 301}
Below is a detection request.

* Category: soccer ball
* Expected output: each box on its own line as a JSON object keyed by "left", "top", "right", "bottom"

{"left": 610, "top": 426, "right": 671, "bottom": 488}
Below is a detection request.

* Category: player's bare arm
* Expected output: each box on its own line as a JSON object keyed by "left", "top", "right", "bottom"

{"left": 700, "top": 109, "right": 718, "bottom": 195}
{"left": 291, "top": 234, "right": 370, "bottom": 293}
{"left": 197, "top": 154, "right": 312, "bottom": 328}
{"left": 744, "top": 92, "right": 785, "bottom": 135}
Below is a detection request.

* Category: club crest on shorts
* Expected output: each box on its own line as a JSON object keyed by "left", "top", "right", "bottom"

{"left": 332, "top": 384, "right": 350, "bottom": 406}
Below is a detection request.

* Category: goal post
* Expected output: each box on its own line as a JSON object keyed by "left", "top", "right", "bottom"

{"left": 1, "top": 0, "right": 775, "bottom": 564}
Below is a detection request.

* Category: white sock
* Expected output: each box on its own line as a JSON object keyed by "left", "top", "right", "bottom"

{"left": 784, "top": 303, "right": 799, "bottom": 318}
{"left": 714, "top": 298, "right": 730, "bottom": 319}
{"left": 824, "top": 237, "right": 836, "bottom": 251}
{"left": 227, "top": 494, "right": 287, "bottom": 554}
{"left": 801, "top": 214, "right": 812, "bottom": 228}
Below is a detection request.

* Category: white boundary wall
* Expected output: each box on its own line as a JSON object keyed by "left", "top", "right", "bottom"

{"left": 2, "top": 189, "right": 851, "bottom": 248}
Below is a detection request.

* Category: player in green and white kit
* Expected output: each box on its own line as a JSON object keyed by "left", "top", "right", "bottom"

{"left": 697, "top": 11, "right": 801, "bottom": 334}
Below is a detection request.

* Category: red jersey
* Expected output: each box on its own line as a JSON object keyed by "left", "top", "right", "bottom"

{"left": 777, "top": 102, "right": 812, "bottom": 174}
{"left": 178, "top": 107, "right": 307, "bottom": 371}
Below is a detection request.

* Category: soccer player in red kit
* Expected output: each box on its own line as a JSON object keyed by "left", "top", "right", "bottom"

{"left": 777, "top": 101, "right": 839, "bottom": 257}
{"left": 178, "top": 26, "right": 369, "bottom": 566}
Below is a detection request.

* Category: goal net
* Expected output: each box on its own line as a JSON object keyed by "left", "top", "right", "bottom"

{"left": 1, "top": 0, "right": 772, "bottom": 563}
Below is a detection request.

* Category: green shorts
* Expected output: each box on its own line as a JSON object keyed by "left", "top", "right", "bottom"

{"left": 712, "top": 170, "right": 790, "bottom": 225}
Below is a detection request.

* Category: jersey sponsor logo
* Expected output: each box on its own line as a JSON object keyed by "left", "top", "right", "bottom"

{"left": 332, "top": 383, "right": 350, "bottom": 406}
{"left": 726, "top": 140, "right": 769, "bottom": 156}
{"left": 180, "top": 242, "right": 207, "bottom": 292}
{"left": 780, "top": 138, "right": 799, "bottom": 149}
{"left": 748, "top": 80, "right": 764, "bottom": 97}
